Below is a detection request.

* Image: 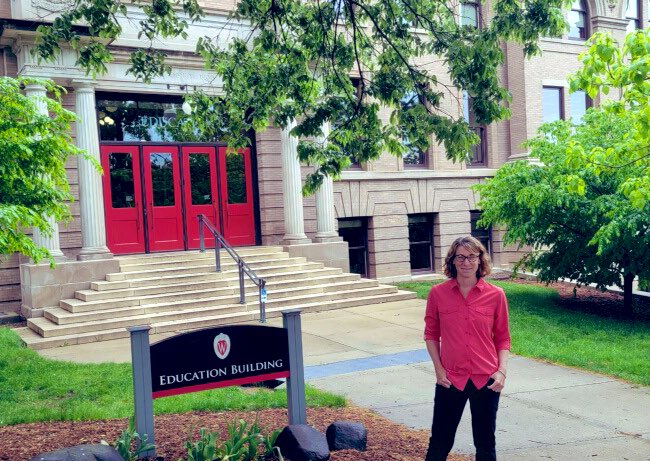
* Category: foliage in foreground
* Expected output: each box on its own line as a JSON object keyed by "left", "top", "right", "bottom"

{"left": 34, "top": 0, "right": 572, "bottom": 192}
{"left": 398, "top": 280, "right": 650, "bottom": 386}
{"left": 0, "top": 77, "right": 88, "bottom": 264}
{"left": 0, "top": 329, "right": 345, "bottom": 426}
{"left": 475, "top": 109, "right": 650, "bottom": 315}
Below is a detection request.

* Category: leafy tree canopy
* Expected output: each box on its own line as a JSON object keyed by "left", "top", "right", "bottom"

{"left": 35, "top": 0, "right": 570, "bottom": 192}
{"left": 475, "top": 109, "right": 650, "bottom": 315}
{"left": 0, "top": 78, "right": 84, "bottom": 264}
{"left": 569, "top": 29, "right": 650, "bottom": 210}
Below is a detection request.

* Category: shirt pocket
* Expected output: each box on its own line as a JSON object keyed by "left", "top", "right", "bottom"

{"left": 439, "top": 304, "right": 460, "bottom": 315}
{"left": 471, "top": 305, "right": 494, "bottom": 328}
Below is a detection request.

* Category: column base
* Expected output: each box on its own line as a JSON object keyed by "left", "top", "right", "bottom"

{"left": 284, "top": 241, "right": 350, "bottom": 273}
{"left": 281, "top": 234, "right": 312, "bottom": 246}
{"left": 313, "top": 232, "right": 342, "bottom": 243}
{"left": 77, "top": 247, "right": 113, "bottom": 261}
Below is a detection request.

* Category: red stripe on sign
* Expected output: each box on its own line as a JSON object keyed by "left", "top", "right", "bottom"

{"left": 152, "top": 371, "right": 291, "bottom": 399}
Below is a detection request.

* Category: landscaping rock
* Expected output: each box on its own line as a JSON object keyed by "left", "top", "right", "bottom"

{"left": 275, "top": 424, "right": 330, "bottom": 461}
{"left": 325, "top": 421, "right": 367, "bottom": 451}
{"left": 28, "top": 444, "right": 123, "bottom": 461}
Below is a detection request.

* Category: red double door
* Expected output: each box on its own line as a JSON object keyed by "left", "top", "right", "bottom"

{"left": 101, "top": 144, "right": 256, "bottom": 254}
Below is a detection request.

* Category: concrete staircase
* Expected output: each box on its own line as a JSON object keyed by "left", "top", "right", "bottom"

{"left": 17, "top": 246, "right": 416, "bottom": 349}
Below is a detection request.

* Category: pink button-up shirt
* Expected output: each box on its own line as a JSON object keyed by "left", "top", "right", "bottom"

{"left": 424, "top": 278, "right": 511, "bottom": 390}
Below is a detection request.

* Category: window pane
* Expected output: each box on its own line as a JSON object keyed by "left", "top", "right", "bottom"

{"left": 410, "top": 244, "right": 432, "bottom": 270}
{"left": 226, "top": 153, "right": 247, "bottom": 204}
{"left": 189, "top": 153, "right": 212, "bottom": 205}
{"left": 568, "top": 11, "right": 587, "bottom": 39}
{"left": 626, "top": 0, "right": 638, "bottom": 18}
{"left": 570, "top": 91, "right": 588, "bottom": 122}
{"left": 338, "top": 218, "right": 368, "bottom": 277}
{"left": 461, "top": 3, "right": 479, "bottom": 27}
{"left": 542, "top": 87, "right": 563, "bottom": 123}
{"left": 150, "top": 153, "right": 175, "bottom": 206}
{"left": 403, "top": 145, "right": 425, "bottom": 165}
{"left": 109, "top": 153, "right": 135, "bottom": 208}
{"left": 471, "top": 211, "right": 491, "bottom": 254}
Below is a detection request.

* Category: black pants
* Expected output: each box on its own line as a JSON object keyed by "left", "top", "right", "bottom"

{"left": 424, "top": 379, "right": 500, "bottom": 461}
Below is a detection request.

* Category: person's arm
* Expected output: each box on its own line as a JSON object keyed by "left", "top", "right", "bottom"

{"left": 424, "top": 288, "right": 451, "bottom": 388}
{"left": 488, "top": 288, "right": 511, "bottom": 392}
{"left": 426, "top": 339, "right": 451, "bottom": 388}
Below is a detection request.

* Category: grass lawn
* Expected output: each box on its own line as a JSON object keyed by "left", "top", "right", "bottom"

{"left": 0, "top": 328, "right": 345, "bottom": 426}
{"left": 398, "top": 280, "right": 650, "bottom": 387}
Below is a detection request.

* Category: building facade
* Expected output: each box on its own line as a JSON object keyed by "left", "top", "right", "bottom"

{"left": 0, "top": 0, "right": 645, "bottom": 316}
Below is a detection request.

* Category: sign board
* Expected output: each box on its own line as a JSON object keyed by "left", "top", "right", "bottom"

{"left": 260, "top": 288, "right": 268, "bottom": 303}
{"left": 150, "top": 325, "right": 290, "bottom": 398}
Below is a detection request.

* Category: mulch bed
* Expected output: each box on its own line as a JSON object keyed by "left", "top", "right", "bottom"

{"left": 0, "top": 407, "right": 468, "bottom": 461}
{"left": 3, "top": 277, "right": 647, "bottom": 460}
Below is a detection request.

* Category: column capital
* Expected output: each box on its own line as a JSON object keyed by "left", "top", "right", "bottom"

{"left": 71, "top": 79, "right": 98, "bottom": 91}
{"left": 24, "top": 83, "right": 47, "bottom": 93}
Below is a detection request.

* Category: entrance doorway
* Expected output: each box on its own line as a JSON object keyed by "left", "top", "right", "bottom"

{"left": 101, "top": 144, "right": 256, "bottom": 254}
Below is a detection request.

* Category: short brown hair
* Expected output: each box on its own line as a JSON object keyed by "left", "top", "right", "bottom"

{"left": 444, "top": 236, "right": 492, "bottom": 279}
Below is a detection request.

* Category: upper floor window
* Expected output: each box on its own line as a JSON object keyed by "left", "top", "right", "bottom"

{"left": 626, "top": 0, "right": 641, "bottom": 33}
{"left": 568, "top": 0, "right": 589, "bottom": 40}
{"left": 401, "top": 91, "right": 428, "bottom": 168}
{"left": 542, "top": 86, "right": 565, "bottom": 123}
{"left": 460, "top": 1, "right": 481, "bottom": 28}
{"left": 569, "top": 90, "right": 591, "bottom": 122}
{"left": 463, "top": 92, "right": 487, "bottom": 166}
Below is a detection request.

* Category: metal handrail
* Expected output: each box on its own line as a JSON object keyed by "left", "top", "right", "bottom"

{"left": 197, "top": 214, "right": 267, "bottom": 323}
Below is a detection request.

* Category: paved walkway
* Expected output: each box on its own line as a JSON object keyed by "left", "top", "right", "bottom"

{"left": 40, "top": 299, "right": 650, "bottom": 460}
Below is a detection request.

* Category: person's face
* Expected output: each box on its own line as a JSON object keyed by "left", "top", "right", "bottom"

{"left": 453, "top": 245, "right": 480, "bottom": 278}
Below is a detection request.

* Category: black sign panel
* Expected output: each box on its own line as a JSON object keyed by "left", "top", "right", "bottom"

{"left": 150, "top": 325, "right": 290, "bottom": 398}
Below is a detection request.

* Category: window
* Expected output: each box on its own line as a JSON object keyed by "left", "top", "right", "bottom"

{"left": 401, "top": 91, "right": 428, "bottom": 168}
{"left": 569, "top": 90, "right": 591, "bottom": 122}
{"left": 463, "top": 92, "right": 487, "bottom": 166}
{"left": 338, "top": 218, "right": 369, "bottom": 277}
{"left": 568, "top": 0, "right": 589, "bottom": 40}
{"left": 408, "top": 214, "right": 434, "bottom": 272}
{"left": 470, "top": 211, "right": 491, "bottom": 256}
{"left": 542, "top": 87, "right": 564, "bottom": 123}
{"left": 460, "top": 1, "right": 481, "bottom": 28}
{"left": 335, "top": 78, "right": 362, "bottom": 169}
{"left": 626, "top": 0, "right": 641, "bottom": 32}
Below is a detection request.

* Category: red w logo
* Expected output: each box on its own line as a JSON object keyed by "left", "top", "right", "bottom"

{"left": 217, "top": 340, "right": 228, "bottom": 356}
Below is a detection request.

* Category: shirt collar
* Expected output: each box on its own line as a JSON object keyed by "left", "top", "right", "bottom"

{"left": 450, "top": 277, "right": 486, "bottom": 292}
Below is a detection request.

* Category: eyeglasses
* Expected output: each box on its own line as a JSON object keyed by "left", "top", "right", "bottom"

{"left": 454, "top": 254, "right": 479, "bottom": 263}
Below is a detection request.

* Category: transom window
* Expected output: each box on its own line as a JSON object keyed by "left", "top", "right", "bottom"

{"left": 568, "top": 0, "right": 589, "bottom": 40}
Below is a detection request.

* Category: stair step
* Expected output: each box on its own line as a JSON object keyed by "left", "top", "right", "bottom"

{"left": 114, "top": 246, "right": 283, "bottom": 263}
{"left": 20, "top": 290, "right": 417, "bottom": 349}
{"left": 78, "top": 273, "right": 361, "bottom": 302}
{"left": 105, "top": 258, "right": 316, "bottom": 281}
{"left": 118, "top": 252, "right": 290, "bottom": 272}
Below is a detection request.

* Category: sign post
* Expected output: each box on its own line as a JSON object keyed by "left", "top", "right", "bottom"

{"left": 283, "top": 309, "right": 307, "bottom": 425}
{"left": 128, "top": 326, "right": 155, "bottom": 458}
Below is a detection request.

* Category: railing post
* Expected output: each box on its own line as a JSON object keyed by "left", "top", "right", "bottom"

{"left": 259, "top": 279, "right": 266, "bottom": 323}
{"left": 198, "top": 215, "right": 205, "bottom": 253}
{"left": 238, "top": 259, "right": 245, "bottom": 304}
{"left": 215, "top": 236, "right": 221, "bottom": 272}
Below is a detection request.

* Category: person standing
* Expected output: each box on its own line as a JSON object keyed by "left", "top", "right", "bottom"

{"left": 424, "top": 236, "right": 510, "bottom": 461}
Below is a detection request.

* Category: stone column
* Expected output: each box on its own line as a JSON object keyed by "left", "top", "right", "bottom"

{"left": 24, "top": 83, "right": 65, "bottom": 261}
{"left": 74, "top": 81, "right": 111, "bottom": 260}
{"left": 281, "top": 120, "right": 311, "bottom": 245}
{"left": 314, "top": 123, "right": 341, "bottom": 243}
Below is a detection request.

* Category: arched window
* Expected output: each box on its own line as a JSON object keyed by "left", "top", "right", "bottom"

{"left": 568, "top": 0, "right": 589, "bottom": 40}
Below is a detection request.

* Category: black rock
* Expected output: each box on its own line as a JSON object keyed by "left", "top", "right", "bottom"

{"left": 325, "top": 421, "right": 367, "bottom": 452}
{"left": 28, "top": 444, "right": 123, "bottom": 461}
{"left": 275, "top": 424, "right": 330, "bottom": 461}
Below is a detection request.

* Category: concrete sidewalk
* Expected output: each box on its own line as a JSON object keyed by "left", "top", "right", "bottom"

{"left": 40, "top": 299, "right": 650, "bottom": 460}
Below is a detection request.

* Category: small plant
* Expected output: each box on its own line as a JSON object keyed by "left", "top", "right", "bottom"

{"left": 184, "top": 427, "right": 219, "bottom": 461}
{"left": 260, "top": 428, "right": 283, "bottom": 461}
{"left": 113, "top": 416, "right": 156, "bottom": 461}
{"left": 214, "top": 419, "right": 260, "bottom": 461}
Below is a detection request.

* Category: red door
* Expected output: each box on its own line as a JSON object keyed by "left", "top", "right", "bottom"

{"left": 142, "top": 146, "right": 185, "bottom": 251}
{"left": 101, "top": 145, "right": 146, "bottom": 254}
{"left": 182, "top": 146, "right": 220, "bottom": 249}
{"left": 219, "top": 147, "right": 256, "bottom": 246}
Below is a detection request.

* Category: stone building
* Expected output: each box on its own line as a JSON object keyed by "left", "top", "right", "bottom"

{"left": 0, "top": 0, "right": 645, "bottom": 317}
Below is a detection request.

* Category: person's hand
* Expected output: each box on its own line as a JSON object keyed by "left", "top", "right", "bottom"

{"left": 488, "top": 370, "right": 506, "bottom": 392}
{"left": 435, "top": 366, "right": 452, "bottom": 388}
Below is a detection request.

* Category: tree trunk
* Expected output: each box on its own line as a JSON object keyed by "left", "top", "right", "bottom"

{"left": 623, "top": 273, "right": 635, "bottom": 317}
